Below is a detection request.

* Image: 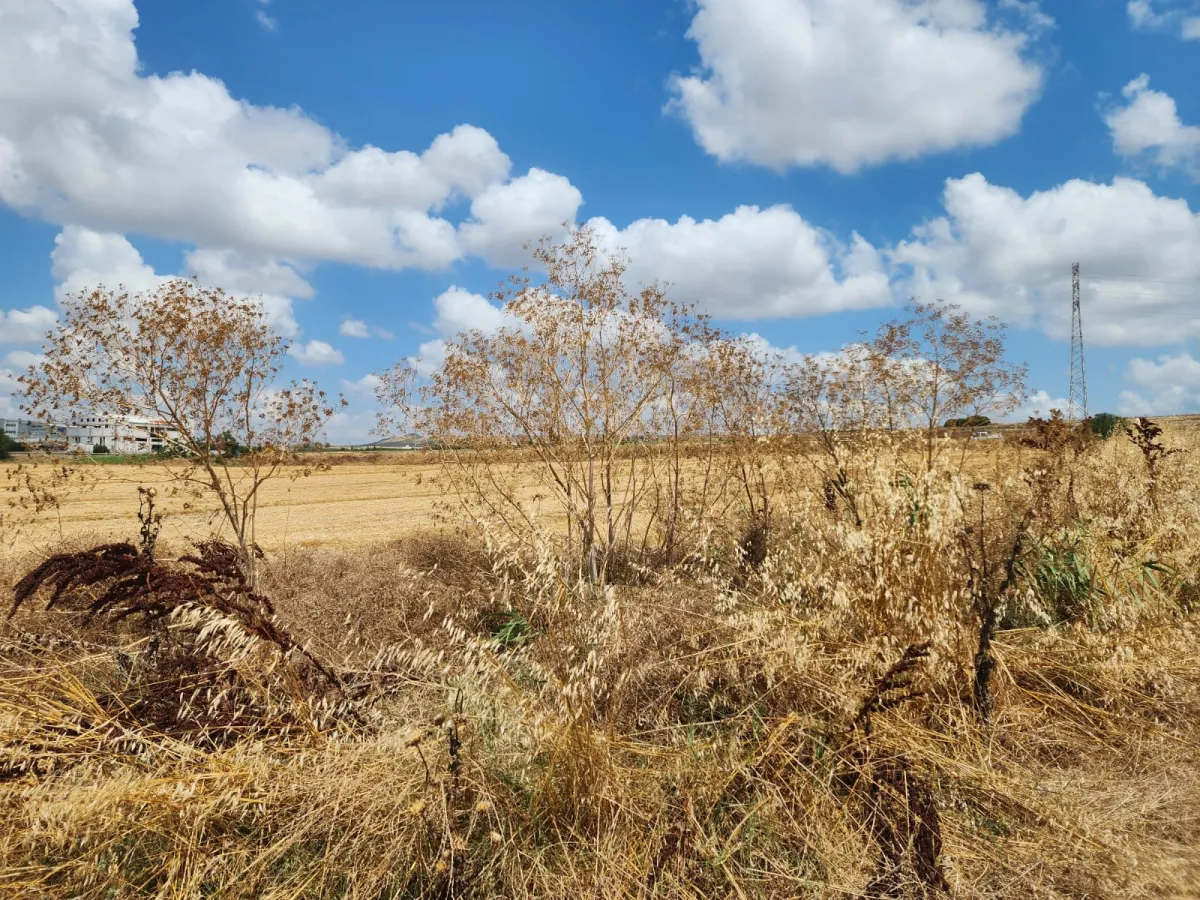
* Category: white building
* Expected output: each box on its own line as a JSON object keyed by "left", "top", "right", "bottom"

{"left": 2, "top": 418, "right": 62, "bottom": 445}
{"left": 2, "top": 416, "right": 182, "bottom": 455}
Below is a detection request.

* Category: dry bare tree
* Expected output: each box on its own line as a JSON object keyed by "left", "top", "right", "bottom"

{"left": 20, "top": 279, "right": 344, "bottom": 588}
{"left": 375, "top": 227, "right": 741, "bottom": 581}
{"left": 779, "top": 343, "right": 889, "bottom": 526}
{"left": 704, "top": 336, "right": 783, "bottom": 539}
{"left": 777, "top": 303, "right": 1024, "bottom": 523}
{"left": 874, "top": 301, "right": 1027, "bottom": 473}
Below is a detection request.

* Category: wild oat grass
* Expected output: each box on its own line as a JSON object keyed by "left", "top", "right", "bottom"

{"left": 2, "top": 427, "right": 1199, "bottom": 898}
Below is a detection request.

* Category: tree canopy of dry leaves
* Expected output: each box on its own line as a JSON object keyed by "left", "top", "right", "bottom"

{"left": 875, "top": 301, "right": 1027, "bottom": 471}
{"left": 20, "top": 279, "right": 344, "bottom": 587}
{"left": 780, "top": 302, "right": 1026, "bottom": 516}
{"left": 376, "top": 228, "right": 776, "bottom": 579}
{"left": 376, "top": 228, "right": 1028, "bottom": 582}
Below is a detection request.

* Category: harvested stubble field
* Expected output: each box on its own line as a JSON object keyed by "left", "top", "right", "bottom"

{"left": 2, "top": 427, "right": 1200, "bottom": 899}
{"left": 2, "top": 440, "right": 1023, "bottom": 556}
{"left": 3, "top": 456, "right": 454, "bottom": 555}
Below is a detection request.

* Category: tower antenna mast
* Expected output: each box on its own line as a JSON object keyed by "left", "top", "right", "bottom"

{"left": 1068, "top": 262, "right": 1088, "bottom": 421}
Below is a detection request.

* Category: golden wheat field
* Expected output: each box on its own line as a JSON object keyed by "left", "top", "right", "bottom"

{"left": 3, "top": 453, "right": 706, "bottom": 556}
{"left": 2, "top": 439, "right": 1038, "bottom": 556}
{"left": 3, "top": 457, "right": 455, "bottom": 554}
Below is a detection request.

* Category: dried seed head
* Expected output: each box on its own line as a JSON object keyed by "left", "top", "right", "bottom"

{"left": 475, "top": 799, "right": 492, "bottom": 813}
{"left": 489, "top": 830, "right": 502, "bottom": 845}
{"left": 403, "top": 729, "right": 424, "bottom": 748}
{"left": 408, "top": 799, "right": 427, "bottom": 817}
{"left": 434, "top": 859, "right": 448, "bottom": 874}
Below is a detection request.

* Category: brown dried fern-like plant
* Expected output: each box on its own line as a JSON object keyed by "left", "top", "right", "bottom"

{"left": 1126, "top": 416, "right": 1185, "bottom": 511}
{"left": 839, "top": 643, "right": 951, "bottom": 899}
{"left": 7, "top": 494, "right": 345, "bottom": 748}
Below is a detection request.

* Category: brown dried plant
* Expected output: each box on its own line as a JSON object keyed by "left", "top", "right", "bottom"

{"left": 875, "top": 301, "right": 1027, "bottom": 475}
{"left": 6, "top": 491, "right": 343, "bottom": 747}
{"left": 957, "top": 483, "right": 1032, "bottom": 723}
{"left": 375, "top": 226, "right": 760, "bottom": 582}
{"left": 780, "top": 344, "right": 879, "bottom": 526}
{"left": 1019, "top": 409, "right": 1097, "bottom": 520}
{"left": 779, "top": 302, "right": 1027, "bottom": 527}
{"left": 19, "top": 279, "right": 346, "bottom": 588}
{"left": 2, "top": 447, "right": 1199, "bottom": 897}
{"left": 840, "top": 644, "right": 950, "bottom": 899}
{"left": 1126, "top": 416, "right": 1186, "bottom": 511}
{"left": 2, "top": 234, "right": 1198, "bottom": 899}
{"left": 2, "top": 459, "right": 92, "bottom": 549}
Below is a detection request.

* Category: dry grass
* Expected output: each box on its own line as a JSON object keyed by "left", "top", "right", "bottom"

{"left": 2, "top": 425, "right": 1199, "bottom": 898}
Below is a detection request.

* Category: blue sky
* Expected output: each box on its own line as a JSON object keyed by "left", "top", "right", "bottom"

{"left": 1, "top": 0, "right": 1198, "bottom": 441}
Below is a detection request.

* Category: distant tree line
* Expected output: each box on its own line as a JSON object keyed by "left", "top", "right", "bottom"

{"left": 942, "top": 415, "right": 992, "bottom": 428}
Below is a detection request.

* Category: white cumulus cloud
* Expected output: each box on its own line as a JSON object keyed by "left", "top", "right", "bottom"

{"left": 322, "top": 408, "right": 380, "bottom": 446}
{"left": 317, "top": 125, "right": 512, "bottom": 215}
{"left": 1127, "top": 1, "right": 1200, "bottom": 40}
{"left": 339, "top": 318, "right": 393, "bottom": 339}
{"left": 0, "top": 372, "right": 21, "bottom": 417}
{"left": 48, "top": 226, "right": 304, "bottom": 338}
{"left": 340, "top": 373, "right": 382, "bottom": 397}
{"left": 430, "top": 286, "right": 509, "bottom": 336}
{"left": 1104, "top": 75, "right": 1200, "bottom": 180}
{"left": 51, "top": 225, "right": 165, "bottom": 302}
{"left": 458, "top": 169, "right": 584, "bottom": 267}
{"left": 1009, "top": 389, "right": 1072, "bottom": 421}
{"left": 3, "top": 350, "right": 47, "bottom": 369}
{"left": 255, "top": 0, "right": 277, "bottom": 32}
{"left": 409, "top": 286, "right": 512, "bottom": 374}
{"left": 0, "top": 306, "right": 58, "bottom": 345}
{"left": 889, "top": 173, "right": 1200, "bottom": 346}
{"left": 588, "top": 205, "right": 892, "bottom": 319}
{"left": 0, "top": 0, "right": 574, "bottom": 274}
{"left": 1119, "top": 352, "right": 1200, "bottom": 414}
{"left": 289, "top": 340, "right": 345, "bottom": 367}
{"left": 667, "top": 0, "right": 1045, "bottom": 173}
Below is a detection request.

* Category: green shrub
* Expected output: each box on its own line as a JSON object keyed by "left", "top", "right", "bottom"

{"left": 1012, "top": 523, "right": 1102, "bottom": 626}
{"left": 943, "top": 415, "right": 991, "bottom": 428}
{"left": 1087, "top": 413, "right": 1124, "bottom": 440}
{"left": 216, "top": 430, "right": 248, "bottom": 458}
{"left": 0, "top": 432, "right": 13, "bottom": 460}
{"left": 93, "top": 444, "right": 110, "bottom": 455}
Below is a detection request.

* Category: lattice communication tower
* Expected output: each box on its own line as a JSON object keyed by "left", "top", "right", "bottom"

{"left": 1068, "top": 262, "right": 1088, "bottom": 421}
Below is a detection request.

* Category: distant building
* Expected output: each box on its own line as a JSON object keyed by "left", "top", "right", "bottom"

{"left": 2, "top": 415, "right": 183, "bottom": 455}
{"left": 2, "top": 418, "right": 62, "bottom": 445}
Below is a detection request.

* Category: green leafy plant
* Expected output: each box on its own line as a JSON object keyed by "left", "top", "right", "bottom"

{"left": 1014, "top": 523, "right": 1103, "bottom": 626}
{"left": 216, "top": 430, "right": 249, "bottom": 458}
{"left": 490, "top": 610, "right": 536, "bottom": 650}
{"left": 1086, "top": 412, "right": 1124, "bottom": 440}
